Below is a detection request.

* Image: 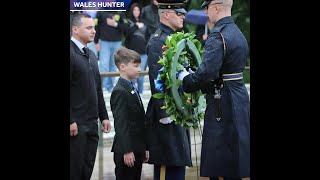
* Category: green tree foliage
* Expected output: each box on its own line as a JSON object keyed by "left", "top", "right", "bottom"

{"left": 232, "top": 0, "right": 250, "bottom": 63}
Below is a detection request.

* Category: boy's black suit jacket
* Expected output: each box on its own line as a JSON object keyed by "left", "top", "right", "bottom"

{"left": 110, "top": 77, "right": 146, "bottom": 155}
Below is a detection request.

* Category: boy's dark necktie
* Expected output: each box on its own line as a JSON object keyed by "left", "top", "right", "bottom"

{"left": 131, "top": 83, "right": 142, "bottom": 106}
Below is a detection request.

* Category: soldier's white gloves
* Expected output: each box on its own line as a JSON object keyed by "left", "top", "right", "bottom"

{"left": 178, "top": 68, "right": 189, "bottom": 80}
{"left": 159, "top": 117, "right": 173, "bottom": 124}
{"left": 188, "top": 68, "right": 194, "bottom": 74}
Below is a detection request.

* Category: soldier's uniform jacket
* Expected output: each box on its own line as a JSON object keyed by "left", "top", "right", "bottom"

{"left": 183, "top": 16, "right": 250, "bottom": 178}
{"left": 145, "top": 23, "right": 192, "bottom": 167}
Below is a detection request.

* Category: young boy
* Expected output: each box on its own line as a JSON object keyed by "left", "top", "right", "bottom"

{"left": 110, "top": 47, "right": 149, "bottom": 180}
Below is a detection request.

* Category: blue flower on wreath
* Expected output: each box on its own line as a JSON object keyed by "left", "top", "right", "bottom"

{"left": 154, "top": 67, "right": 165, "bottom": 93}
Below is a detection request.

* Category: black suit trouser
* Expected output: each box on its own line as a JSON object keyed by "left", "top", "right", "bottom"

{"left": 70, "top": 123, "right": 99, "bottom": 180}
{"left": 114, "top": 152, "right": 144, "bottom": 180}
{"left": 210, "top": 177, "right": 242, "bottom": 180}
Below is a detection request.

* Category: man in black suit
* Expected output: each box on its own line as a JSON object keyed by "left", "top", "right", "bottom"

{"left": 70, "top": 13, "right": 112, "bottom": 180}
{"left": 110, "top": 47, "right": 149, "bottom": 180}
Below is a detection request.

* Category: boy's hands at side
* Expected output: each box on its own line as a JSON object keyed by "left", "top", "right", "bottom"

{"left": 70, "top": 122, "right": 78, "bottom": 136}
{"left": 124, "top": 152, "right": 135, "bottom": 167}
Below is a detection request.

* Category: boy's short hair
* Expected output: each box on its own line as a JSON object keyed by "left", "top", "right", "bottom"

{"left": 114, "top": 47, "right": 141, "bottom": 68}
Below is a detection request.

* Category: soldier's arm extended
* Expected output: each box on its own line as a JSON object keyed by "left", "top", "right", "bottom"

{"left": 183, "top": 32, "right": 225, "bottom": 93}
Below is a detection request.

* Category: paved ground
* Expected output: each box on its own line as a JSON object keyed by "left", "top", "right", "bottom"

{"left": 91, "top": 129, "right": 208, "bottom": 180}
{"left": 91, "top": 129, "right": 250, "bottom": 180}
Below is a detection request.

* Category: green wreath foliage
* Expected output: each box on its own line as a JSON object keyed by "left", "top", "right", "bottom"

{"left": 152, "top": 31, "right": 206, "bottom": 128}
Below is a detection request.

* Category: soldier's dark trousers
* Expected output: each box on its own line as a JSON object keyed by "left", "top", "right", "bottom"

{"left": 153, "top": 165, "right": 185, "bottom": 180}
{"left": 210, "top": 177, "right": 242, "bottom": 180}
{"left": 70, "top": 123, "right": 99, "bottom": 180}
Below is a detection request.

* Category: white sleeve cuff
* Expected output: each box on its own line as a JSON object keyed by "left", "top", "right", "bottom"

{"left": 178, "top": 70, "right": 189, "bottom": 80}
{"left": 159, "top": 117, "right": 173, "bottom": 124}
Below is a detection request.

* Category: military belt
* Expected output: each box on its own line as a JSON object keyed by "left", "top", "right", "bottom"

{"left": 222, "top": 72, "right": 243, "bottom": 81}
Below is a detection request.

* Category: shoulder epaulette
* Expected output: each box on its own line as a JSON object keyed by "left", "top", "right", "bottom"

{"left": 153, "top": 29, "right": 162, "bottom": 38}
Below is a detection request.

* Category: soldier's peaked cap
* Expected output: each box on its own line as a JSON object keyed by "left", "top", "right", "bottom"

{"left": 201, "top": 0, "right": 223, "bottom": 9}
{"left": 157, "top": 0, "right": 187, "bottom": 14}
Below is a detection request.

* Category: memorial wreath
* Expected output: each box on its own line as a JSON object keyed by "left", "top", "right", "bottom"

{"left": 153, "top": 31, "right": 206, "bottom": 128}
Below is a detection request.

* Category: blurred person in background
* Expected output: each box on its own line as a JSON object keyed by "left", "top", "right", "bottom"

{"left": 94, "top": 11, "right": 127, "bottom": 93}
{"left": 141, "top": 0, "right": 160, "bottom": 42}
{"left": 84, "top": 10, "right": 99, "bottom": 58}
{"left": 124, "top": 3, "right": 150, "bottom": 96}
{"left": 195, "top": 19, "right": 214, "bottom": 46}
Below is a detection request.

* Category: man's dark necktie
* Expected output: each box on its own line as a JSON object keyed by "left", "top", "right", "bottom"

{"left": 82, "top": 47, "right": 92, "bottom": 69}
{"left": 82, "top": 47, "right": 90, "bottom": 60}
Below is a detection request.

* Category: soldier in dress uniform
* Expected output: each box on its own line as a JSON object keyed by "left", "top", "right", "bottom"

{"left": 178, "top": 0, "right": 250, "bottom": 180}
{"left": 145, "top": 0, "right": 192, "bottom": 179}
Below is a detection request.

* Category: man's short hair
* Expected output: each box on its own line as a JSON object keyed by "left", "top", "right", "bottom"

{"left": 114, "top": 47, "right": 141, "bottom": 68}
{"left": 71, "top": 13, "right": 92, "bottom": 27}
